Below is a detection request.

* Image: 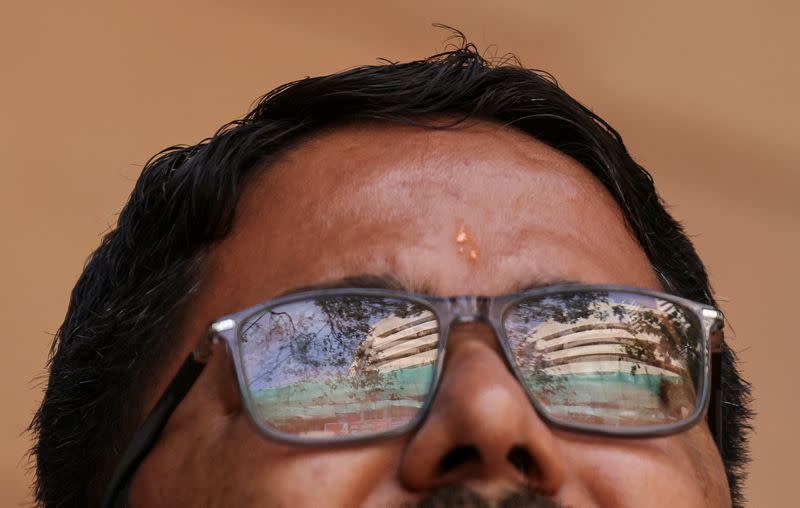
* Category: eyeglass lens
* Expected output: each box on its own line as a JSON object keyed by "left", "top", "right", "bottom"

{"left": 502, "top": 290, "right": 701, "bottom": 428}
{"left": 237, "top": 290, "right": 702, "bottom": 440}
{"left": 239, "top": 296, "right": 440, "bottom": 438}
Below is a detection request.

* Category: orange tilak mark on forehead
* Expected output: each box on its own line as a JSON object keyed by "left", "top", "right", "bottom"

{"left": 455, "top": 223, "right": 479, "bottom": 262}
{"left": 456, "top": 225, "right": 468, "bottom": 244}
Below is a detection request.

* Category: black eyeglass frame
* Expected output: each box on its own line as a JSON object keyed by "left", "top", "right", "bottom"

{"left": 103, "top": 283, "right": 724, "bottom": 507}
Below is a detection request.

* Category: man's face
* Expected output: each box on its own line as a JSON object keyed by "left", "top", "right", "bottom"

{"left": 129, "top": 121, "right": 730, "bottom": 507}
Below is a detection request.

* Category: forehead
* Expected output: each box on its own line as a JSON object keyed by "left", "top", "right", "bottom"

{"left": 202, "top": 120, "right": 659, "bottom": 316}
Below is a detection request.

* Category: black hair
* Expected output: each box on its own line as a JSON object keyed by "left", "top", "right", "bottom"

{"left": 30, "top": 33, "right": 752, "bottom": 507}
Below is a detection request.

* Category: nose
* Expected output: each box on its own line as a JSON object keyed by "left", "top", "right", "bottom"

{"left": 398, "top": 322, "right": 566, "bottom": 495}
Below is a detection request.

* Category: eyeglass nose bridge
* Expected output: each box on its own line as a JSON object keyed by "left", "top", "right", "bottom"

{"left": 446, "top": 295, "right": 492, "bottom": 325}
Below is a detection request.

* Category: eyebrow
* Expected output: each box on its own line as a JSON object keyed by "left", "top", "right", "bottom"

{"left": 511, "top": 278, "right": 581, "bottom": 294}
{"left": 283, "top": 274, "right": 418, "bottom": 294}
{"left": 282, "top": 273, "right": 581, "bottom": 297}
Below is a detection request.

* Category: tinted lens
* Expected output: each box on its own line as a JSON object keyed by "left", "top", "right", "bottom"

{"left": 238, "top": 295, "right": 440, "bottom": 439}
{"left": 503, "top": 290, "right": 702, "bottom": 428}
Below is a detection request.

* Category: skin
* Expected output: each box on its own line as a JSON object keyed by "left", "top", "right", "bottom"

{"left": 128, "top": 121, "right": 731, "bottom": 507}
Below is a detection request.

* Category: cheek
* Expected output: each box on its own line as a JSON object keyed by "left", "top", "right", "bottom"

{"left": 156, "top": 414, "right": 406, "bottom": 507}
{"left": 230, "top": 418, "right": 403, "bottom": 499}
{"left": 129, "top": 415, "right": 243, "bottom": 507}
{"left": 557, "top": 430, "right": 724, "bottom": 507}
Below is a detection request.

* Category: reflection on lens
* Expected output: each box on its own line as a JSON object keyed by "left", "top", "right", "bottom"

{"left": 239, "top": 296, "right": 439, "bottom": 439}
{"left": 503, "top": 290, "right": 701, "bottom": 427}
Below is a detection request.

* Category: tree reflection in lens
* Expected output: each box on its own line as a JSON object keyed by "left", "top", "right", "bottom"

{"left": 504, "top": 291, "right": 701, "bottom": 426}
{"left": 239, "top": 296, "right": 440, "bottom": 437}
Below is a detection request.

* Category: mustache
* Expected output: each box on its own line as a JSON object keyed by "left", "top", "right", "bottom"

{"left": 402, "top": 484, "right": 569, "bottom": 508}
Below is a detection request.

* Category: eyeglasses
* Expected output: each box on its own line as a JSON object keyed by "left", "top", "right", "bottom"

{"left": 103, "top": 284, "right": 724, "bottom": 507}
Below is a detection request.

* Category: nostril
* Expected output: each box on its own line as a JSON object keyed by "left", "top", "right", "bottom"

{"left": 506, "top": 445, "right": 535, "bottom": 475}
{"left": 439, "top": 445, "right": 481, "bottom": 474}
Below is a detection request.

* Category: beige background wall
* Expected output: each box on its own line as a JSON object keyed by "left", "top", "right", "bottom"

{"left": 2, "top": 2, "right": 797, "bottom": 506}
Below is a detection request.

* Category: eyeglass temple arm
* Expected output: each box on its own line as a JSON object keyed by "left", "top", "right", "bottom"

{"left": 707, "top": 316, "right": 724, "bottom": 452}
{"left": 101, "top": 354, "right": 207, "bottom": 508}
